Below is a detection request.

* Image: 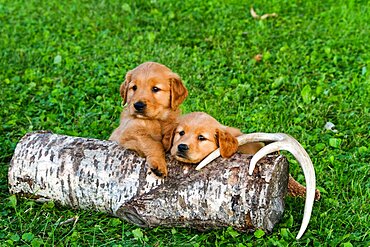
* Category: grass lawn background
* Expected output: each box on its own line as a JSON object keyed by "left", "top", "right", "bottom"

{"left": 0, "top": 0, "right": 369, "bottom": 246}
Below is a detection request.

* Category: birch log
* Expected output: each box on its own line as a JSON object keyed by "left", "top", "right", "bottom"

{"left": 8, "top": 131, "right": 289, "bottom": 233}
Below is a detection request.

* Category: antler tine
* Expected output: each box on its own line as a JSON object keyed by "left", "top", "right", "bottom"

{"left": 195, "top": 149, "right": 220, "bottom": 170}
{"left": 248, "top": 133, "right": 316, "bottom": 239}
{"left": 285, "top": 137, "right": 316, "bottom": 240}
{"left": 237, "top": 132, "right": 285, "bottom": 146}
{"left": 248, "top": 139, "right": 285, "bottom": 175}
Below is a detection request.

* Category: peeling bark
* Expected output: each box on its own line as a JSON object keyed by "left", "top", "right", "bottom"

{"left": 9, "top": 132, "right": 289, "bottom": 233}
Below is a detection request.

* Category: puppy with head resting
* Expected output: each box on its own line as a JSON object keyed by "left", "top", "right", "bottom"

{"left": 110, "top": 62, "right": 188, "bottom": 177}
{"left": 170, "top": 112, "right": 263, "bottom": 163}
{"left": 170, "top": 112, "right": 320, "bottom": 240}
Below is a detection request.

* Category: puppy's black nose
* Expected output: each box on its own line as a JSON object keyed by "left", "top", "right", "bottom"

{"left": 177, "top": 144, "right": 189, "bottom": 152}
{"left": 134, "top": 101, "right": 146, "bottom": 111}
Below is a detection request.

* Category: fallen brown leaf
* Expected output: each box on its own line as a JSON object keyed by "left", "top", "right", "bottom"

{"left": 254, "top": 54, "right": 263, "bottom": 62}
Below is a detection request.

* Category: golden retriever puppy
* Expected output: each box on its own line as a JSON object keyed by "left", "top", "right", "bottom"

{"left": 170, "top": 112, "right": 322, "bottom": 202}
{"left": 110, "top": 62, "right": 188, "bottom": 177}
{"left": 170, "top": 112, "right": 263, "bottom": 163}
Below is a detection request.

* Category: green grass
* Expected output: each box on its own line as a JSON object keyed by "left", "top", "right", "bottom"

{"left": 1, "top": 0, "right": 369, "bottom": 246}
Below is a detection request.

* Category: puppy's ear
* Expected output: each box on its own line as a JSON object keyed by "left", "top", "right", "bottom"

{"left": 216, "top": 129, "right": 239, "bottom": 158}
{"left": 224, "top": 126, "right": 243, "bottom": 137}
{"left": 223, "top": 125, "right": 265, "bottom": 154}
{"left": 224, "top": 125, "right": 265, "bottom": 155}
{"left": 170, "top": 73, "right": 188, "bottom": 109}
{"left": 120, "top": 70, "right": 132, "bottom": 104}
{"left": 162, "top": 122, "right": 178, "bottom": 152}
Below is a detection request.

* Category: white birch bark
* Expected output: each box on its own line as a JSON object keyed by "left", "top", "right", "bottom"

{"left": 8, "top": 131, "right": 289, "bottom": 232}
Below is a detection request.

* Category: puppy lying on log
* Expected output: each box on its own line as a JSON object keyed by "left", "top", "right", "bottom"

{"left": 169, "top": 112, "right": 320, "bottom": 239}
{"left": 9, "top": 132, "right": 289, "bottom": 235}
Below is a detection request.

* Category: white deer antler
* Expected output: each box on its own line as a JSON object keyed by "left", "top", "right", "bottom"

{"left": 195, "top": 133, "right": 316, "bottom": 240}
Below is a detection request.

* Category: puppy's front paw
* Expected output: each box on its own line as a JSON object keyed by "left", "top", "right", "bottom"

{"left": 149, "top": 159, "right": 168, "bottom": 178}
{"left": 150, "top": 167, "right": 166, "bottom": 178}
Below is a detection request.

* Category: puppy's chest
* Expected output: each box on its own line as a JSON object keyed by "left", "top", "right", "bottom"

{"left": 124, "top": 118, "right": 164, "bottom": 141}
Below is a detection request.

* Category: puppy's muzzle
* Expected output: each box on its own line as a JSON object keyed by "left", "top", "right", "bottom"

{"left": 176, "top": 144, "right": 189, "bottom": 158}
{"left": 134, "top": 101, "right": 146, "bottom": 112}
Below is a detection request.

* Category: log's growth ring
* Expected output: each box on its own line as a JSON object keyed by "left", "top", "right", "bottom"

{"left": 9, "top": 132, "right": 289, "bottom": 235}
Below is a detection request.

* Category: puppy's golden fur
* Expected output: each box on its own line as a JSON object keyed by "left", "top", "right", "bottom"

{"left": 110, "top": 62, "right": 188, "bottom": 177}
{"left": 170, "top": 112, "right": 264, "bottom": 163}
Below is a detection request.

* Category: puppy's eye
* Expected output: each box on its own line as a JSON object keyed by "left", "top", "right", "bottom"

{"left": 132, "top": 85, "right": 137, "bottom": 91}
{"left": 179, "top": 131, "right": 185, "bottom": 136}
{"left": 152, "top": 86, "right": 160, "bottom": 93}
{"left": 198, "top": 135, "right": 206, "bottom": 141}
